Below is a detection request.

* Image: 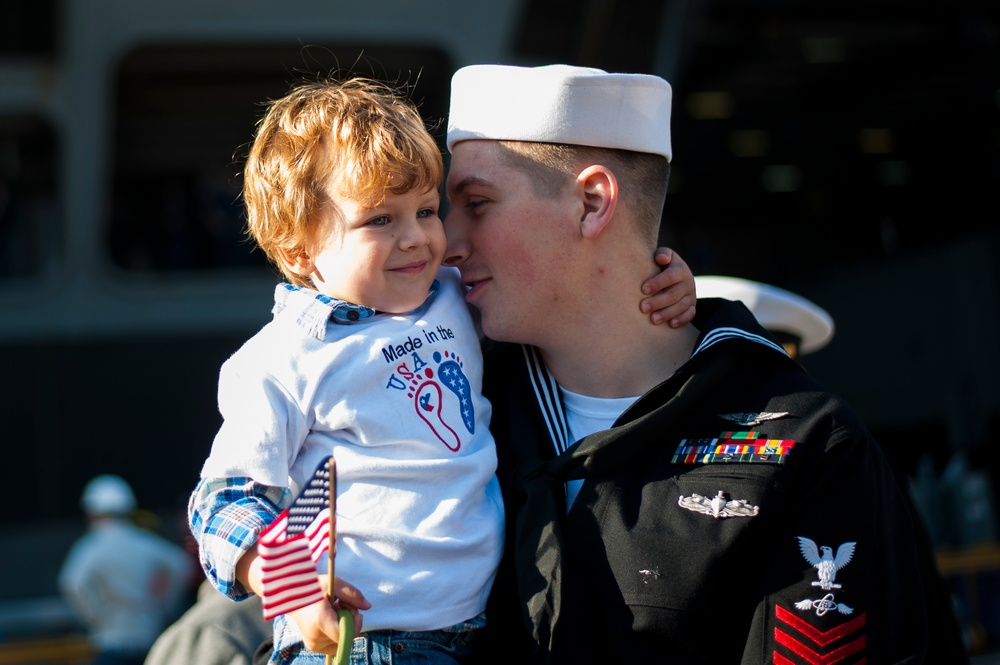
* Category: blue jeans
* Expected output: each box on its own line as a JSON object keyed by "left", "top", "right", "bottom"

{"left": 276, "top": 613, "right": 484, "bottom": 665}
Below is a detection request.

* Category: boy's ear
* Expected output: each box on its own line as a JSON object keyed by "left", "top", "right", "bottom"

{"left": 576, "top": 165, "right": 617, "bottom": 240}
{"left": 276, "top": 245, "right": 315, "bottom": 278}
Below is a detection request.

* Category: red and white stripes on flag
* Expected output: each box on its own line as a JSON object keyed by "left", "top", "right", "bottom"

{"left": 258, "top": 457, "right": 333, "bottom": 620}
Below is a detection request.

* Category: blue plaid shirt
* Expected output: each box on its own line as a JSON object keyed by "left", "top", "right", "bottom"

{"left": 187, "top": 476, "right": 290, "bottom": 599}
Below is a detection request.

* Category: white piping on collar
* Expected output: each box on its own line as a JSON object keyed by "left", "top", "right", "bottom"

{"left": 693, "top": 326, "right": 787, "bottom": 357}
{"left": 522, "top": 326, "right": 786, "bottom": 455}
{"left": 522, "top": 345, "right": 572, "bottom": 454}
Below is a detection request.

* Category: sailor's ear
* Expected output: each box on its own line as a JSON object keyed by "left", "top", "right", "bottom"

{"left": 576, "top": 165, "right": 617, "bottom": 240}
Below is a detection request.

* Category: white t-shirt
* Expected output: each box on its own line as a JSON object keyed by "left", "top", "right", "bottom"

{"left": 200, "top": 267, "right": 504, "bottom": 632}
{"left": 558, "top": 387, "right": 639, "bottom": 508}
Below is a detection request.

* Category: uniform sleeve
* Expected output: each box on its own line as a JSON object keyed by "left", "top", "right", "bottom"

{"left": 754, "top": 424, "right": 968, "bottom": 664}
{"left": 188, "top": 477, "right": 290, "bottom": 600}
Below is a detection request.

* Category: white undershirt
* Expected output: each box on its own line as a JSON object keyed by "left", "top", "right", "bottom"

{"left": 558, "top": 387, "right": 639, "bottom": 508}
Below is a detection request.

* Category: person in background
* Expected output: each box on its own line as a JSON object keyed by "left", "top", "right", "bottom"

{"left": 442, "top": 62, "right": 968, "bottom": 664}
{"left": 693, "top": 275, "right": 834, "bottom": 359}
{"left": 58, "top": 474, "right": 193, "bottom": 665}
{"left": 144, "top": 578, "right": 273, "bottom": 665}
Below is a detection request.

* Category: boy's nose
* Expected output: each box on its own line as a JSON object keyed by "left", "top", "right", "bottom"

{"left": 399, "top": 219, "right": 430, "bottom": 249}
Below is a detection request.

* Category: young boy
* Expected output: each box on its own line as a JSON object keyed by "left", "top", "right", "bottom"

{"left": 187, "top": 76, "right": 697, "bottom": 664}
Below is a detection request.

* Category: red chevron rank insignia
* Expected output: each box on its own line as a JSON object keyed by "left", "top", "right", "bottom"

{"left": 774, "top": 605, "right": 866, "bottom": 664}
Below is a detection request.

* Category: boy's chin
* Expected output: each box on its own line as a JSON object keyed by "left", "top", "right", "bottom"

{"left": 383, "top": 297, "right": 429, "bottom": 316}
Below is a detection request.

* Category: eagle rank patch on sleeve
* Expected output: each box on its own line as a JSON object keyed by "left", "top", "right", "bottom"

{"left": 773, "top": 536, "right": 866, "bottom": 664}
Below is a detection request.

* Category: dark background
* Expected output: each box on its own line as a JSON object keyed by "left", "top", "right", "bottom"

{"left": 1, "top": 0, "right": 998, "bottom": 649}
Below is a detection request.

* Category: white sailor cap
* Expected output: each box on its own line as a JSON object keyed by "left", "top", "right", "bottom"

{"left": 447, "top": 64, "right": 673, "bottom": 161}
{"left": 695, "top": 275, "right": 835, "bottom": 355}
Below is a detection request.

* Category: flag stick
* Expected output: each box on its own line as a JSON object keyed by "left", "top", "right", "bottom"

{"left": 326, "top": 455, "right": 337, "bottom": 665}
{"left": 326, "top": 455, "right": 354, "bottom": 665}
{"left": 328, "top": 455, "right": 337, "bottom": 603}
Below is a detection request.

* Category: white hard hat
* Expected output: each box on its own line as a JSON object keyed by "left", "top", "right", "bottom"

{"left": 81, "top": 474, "right": 137, "bottom": 515}
{"left": 695, "top": 275, "right": 835, "bottom": 355}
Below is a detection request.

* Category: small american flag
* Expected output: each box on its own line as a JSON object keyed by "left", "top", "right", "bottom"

{"left": 258, "top": 456, "right": 333, "bottom": 620}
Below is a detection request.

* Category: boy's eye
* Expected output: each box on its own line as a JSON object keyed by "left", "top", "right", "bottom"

{"left": 368, "top": 215, "right": 390, "bottom": 227}
{"left": 417, "top": 208, "right": 438, "bottom": 219}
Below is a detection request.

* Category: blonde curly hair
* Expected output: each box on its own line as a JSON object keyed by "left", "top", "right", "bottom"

{"left": 242, "top": 77, "right": 444, "bottom": 286}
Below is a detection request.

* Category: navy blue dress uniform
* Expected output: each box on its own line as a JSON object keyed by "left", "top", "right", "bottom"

{"left": 473, "top": 297, "right": 967, "bottom": 664}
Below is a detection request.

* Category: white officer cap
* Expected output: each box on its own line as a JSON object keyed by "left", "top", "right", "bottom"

{"left": 695, "top": 275, "right": 835, "bottom": 355}
{"left": 447, "top": 64, "right": 672, "bottom": 161}
{"left": 81, "top": 474, "right": 137, "bottom": 516}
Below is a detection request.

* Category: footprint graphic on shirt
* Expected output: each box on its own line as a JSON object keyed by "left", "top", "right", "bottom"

{"left": 406, "top": 351, "right": 473, "bottom": 451}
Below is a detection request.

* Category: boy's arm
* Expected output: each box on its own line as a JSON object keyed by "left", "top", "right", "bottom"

{"left": 191, "top": 476, "right": 370, "bottom": 656}
{"left": 641, "top": 247, "right": 697, "bottom": 326}
{"left": 187, "top": 476, "right": 287, "bottom": 599}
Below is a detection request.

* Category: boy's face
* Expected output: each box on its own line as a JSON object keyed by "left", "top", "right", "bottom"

{"left": 303, "top": 185, "right": 445, "bottom": 314}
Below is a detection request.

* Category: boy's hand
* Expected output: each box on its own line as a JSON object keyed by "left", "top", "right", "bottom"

{"left": 641, "top": 247, "right": 697, "bottom": 326}
{"left": 288, "top": 576, "right": 370, "bottom": 655}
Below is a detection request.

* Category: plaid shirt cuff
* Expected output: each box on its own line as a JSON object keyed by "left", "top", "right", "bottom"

{"left": 188, "top": 476, "right": 290, "bottom": 600}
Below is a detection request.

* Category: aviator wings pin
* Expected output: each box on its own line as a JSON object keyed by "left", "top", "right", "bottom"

{"left": 720, "top": 411, "right": 789, "bottom": 426}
